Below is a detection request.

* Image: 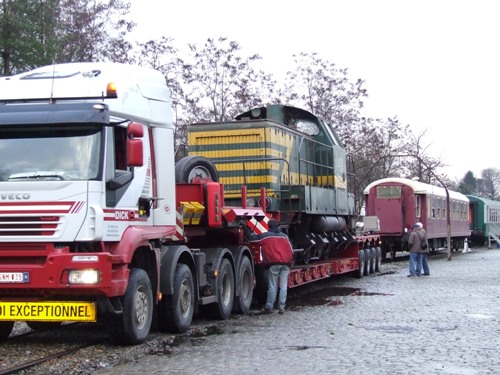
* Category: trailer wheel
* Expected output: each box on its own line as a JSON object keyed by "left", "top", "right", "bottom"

{"left": 175, "top": 156, "right": 219, "bottom": 183}
{"left": 368, "top": 248, "right": 376, "bottom": 273}
{"left": 375, "top": 247, "right": 382, "bottom": 272}
{"left": 0, "top": 321, "right": 14, "bottom": 340}
{"left": 363, "top": 248, "right": 371, "bottom": 276}
{"left": 233, "top": 256, "right": 254, "bottom": 314}
{"left": 107, "top": 268, "right": 153, "bottom": 345}
{"left": 356, "top": 250, "right": 365, "bottom": 278}
{"left": 158, "top": 263, "right": 194, "bottom": 333}
{"left": 207, "top": 258, "right": 235, "bottom": 320}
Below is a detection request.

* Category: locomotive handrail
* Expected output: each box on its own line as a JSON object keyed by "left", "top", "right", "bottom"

{"left": 209, "top": 156, "right": 293, "bottom": 219}
{"left": 296, "top": 134, "right": 338, "bottom": 221}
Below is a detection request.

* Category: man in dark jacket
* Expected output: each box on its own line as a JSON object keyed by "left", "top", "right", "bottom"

{"left": 243, "top": 219, "right": 294, "bottom": 314}
{"left": 407, "top": 222, "right": 428, "bottom": 276}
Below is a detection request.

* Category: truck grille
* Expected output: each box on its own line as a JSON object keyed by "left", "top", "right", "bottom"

{"left": 0, "top": 216, "right": 60, "bottom": 236}
{"left": 0, "top": 201, "right": 83, "bottom": 239}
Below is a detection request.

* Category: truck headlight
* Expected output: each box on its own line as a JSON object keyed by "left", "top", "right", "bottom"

{"left": 68, "top": 269, "right": 100, "bottom": 284}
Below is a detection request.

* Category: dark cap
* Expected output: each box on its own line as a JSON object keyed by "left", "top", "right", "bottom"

{"left": 268, "top": 219, "right": 279, "bottom": 228}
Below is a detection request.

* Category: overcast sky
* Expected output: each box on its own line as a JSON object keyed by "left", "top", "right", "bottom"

{"left": 130, "top": 0, "right": 498, "bottom": 181}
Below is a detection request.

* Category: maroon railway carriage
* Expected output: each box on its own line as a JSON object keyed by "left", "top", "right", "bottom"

{"left": 364, "top": 178, "right": 470, "bottom": 259}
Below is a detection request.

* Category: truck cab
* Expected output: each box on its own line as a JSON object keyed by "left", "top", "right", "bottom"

{"left": 0, "top": 63, "right": 177, "bottom": 343}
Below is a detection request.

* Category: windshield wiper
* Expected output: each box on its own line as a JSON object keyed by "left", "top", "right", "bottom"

{"left": 8, "top": 172, "right": 67, "bottom": 181}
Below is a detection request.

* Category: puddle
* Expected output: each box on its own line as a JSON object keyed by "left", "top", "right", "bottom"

{"left": 287, "top": 286, "right": 394, "bottom": 310}
{"left": 286, "top": 345, "right": 328, "bottom": 351}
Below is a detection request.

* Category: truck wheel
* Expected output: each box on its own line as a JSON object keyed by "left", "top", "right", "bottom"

{"left": 107, "top": 268, "right": 153, "bottom": 345}
{"left": 356, "top": 249, "right": 365, "bottom": 278}
{"left": 0, "top": 321, "right": 14, "bottom": 340}
{"left": 363, "top": 248, "right": 371, "bottom": 276}
{"left": 158, "top": 263, "right": 194, "bottom": 333}
{"left": 370, "top": 248, "right": 378, "bottom": 273}
{"left": 175, "top": 156, "right": 219, "bottom": 183}
{"left": 375, "top": 247, "right": 382, "bottom": 272}
{"left": 233, "top": 256, "right": 254, "bottom": 314}
{"left": 207, "top": 258, "right": 235, "bottom": 320}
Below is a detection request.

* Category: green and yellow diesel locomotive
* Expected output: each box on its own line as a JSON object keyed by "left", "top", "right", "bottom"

{"left": 186, "top": 104, "right": 369, "bottom": 264}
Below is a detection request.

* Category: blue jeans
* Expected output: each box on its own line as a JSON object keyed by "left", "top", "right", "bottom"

{"left": 409, "top": 253, "right": 423, "bottom": 276}
{"left": 421, "top": 254, "right": 430, "bottom": 275}
{"left": 266, "top": 265, "right": 290, "bottom": 311}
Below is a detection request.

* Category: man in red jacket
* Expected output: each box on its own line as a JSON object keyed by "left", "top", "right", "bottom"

{"left": 244, "top": 219, "right": 294, "bottom": 314}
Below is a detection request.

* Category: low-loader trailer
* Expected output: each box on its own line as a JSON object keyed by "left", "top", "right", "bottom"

{"left": 0, "top": 63, "right": 380, "bottom": 344}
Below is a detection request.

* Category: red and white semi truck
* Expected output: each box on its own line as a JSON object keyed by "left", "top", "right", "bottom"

{"left": 0, "top": 63, "right": 380, "bottom": 345}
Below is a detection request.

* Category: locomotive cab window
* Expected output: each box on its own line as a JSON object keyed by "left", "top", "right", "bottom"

{"left": 295, "top": 120, "right": 320, "bottom": 136}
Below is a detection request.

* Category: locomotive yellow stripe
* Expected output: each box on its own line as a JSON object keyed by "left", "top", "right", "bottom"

{"left": 189, "top": 123, "right": 347, "bottom": 189}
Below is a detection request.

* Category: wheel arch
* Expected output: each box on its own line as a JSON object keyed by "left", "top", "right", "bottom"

{"left": 130, "top": 245, "right": 159, "bottom": 299}
{"left": 159, "top": 245, "right": 196, "bottom": 296}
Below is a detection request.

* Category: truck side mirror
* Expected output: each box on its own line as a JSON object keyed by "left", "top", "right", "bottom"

{"left": 127, "top": 123, "right": 144, "bottom": 167}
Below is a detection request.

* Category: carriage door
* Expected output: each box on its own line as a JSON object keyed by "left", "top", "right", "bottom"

{"left": 374, "top": 185, "right": 404, "bottom": 235}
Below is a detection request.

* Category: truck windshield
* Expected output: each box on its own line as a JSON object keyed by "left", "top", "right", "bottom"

{"left": 0, "top": 125, "right": 102, "bottom": 182}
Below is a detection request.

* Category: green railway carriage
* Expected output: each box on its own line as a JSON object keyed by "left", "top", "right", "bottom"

{"left": 187, "top": 104, "right": 360, "bottom": 264}
{"left": 467, "top": 195, "right": 500, "bottom": 247}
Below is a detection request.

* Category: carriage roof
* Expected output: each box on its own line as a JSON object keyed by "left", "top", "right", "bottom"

{"left": 364, "top": 178, "right": 469, "bottom": 202}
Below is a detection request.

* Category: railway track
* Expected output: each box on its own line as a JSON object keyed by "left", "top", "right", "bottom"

{"left": 0, "top": 319, "right": 226, "bottom": 375}
{"left": 0, "top": 322, "right": 112, "bottom": 375}
{"left": 0, "top": 340, "right": 100, "bottom": 375}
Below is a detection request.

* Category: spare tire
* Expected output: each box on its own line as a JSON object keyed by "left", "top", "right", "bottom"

{"left": 175, "top": 156, "right": 219, "bottom": 183}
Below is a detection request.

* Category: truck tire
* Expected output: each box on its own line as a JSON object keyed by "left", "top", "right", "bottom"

{"left": 175, "top": 156, "right": 219, "bottom": 183}
{"left": 233, "top": 256, "right": 254, "bottom": 314}
{"left": 355, "top": 249, "right": 365, "bottom": 278}
{"left": 0, "top": 321, "right": 14, "bottom": 340}
{"left": 375, "top": 247, "right": 382, "bottom": 272}
{"left": 158, "top": 263, "right": 194, "bottom": 333}
{"left": 369, "top": 248, "right": 376, "bottom": 273}
{"left": 107, "top": 268, "right": 153, "bottom": 345}
{"left": 363, "top": 248, "right": 371, "bottom": 276}
{"left": 206, "top": 258, "right": 235, "bottom": 320}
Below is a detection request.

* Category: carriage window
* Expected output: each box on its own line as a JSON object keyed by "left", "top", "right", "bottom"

{"left": 376, "top": 186, "right": 401, "bottom": 198}
{"left": 489, "top": 207, "right": 498, "bottom": 223}
{"left": 416, "top": 195, "right": 421, "bottom": 218}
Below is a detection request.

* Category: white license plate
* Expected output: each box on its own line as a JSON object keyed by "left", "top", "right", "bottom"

{"left": 0, "top": 272, "right": 30, "bottom": 283}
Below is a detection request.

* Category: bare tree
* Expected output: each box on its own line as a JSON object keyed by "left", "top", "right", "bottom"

{"left": 401, "top": 129, "right": 450, "bottom": 186}
{"left": 477, "top": 168, "right": 500, "bottom": 199}
{"left": 282, "top": 52, "right": 367, "bottom": 126}
{"left": 179, "top": 37, "right": 276, "bottom": 123}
